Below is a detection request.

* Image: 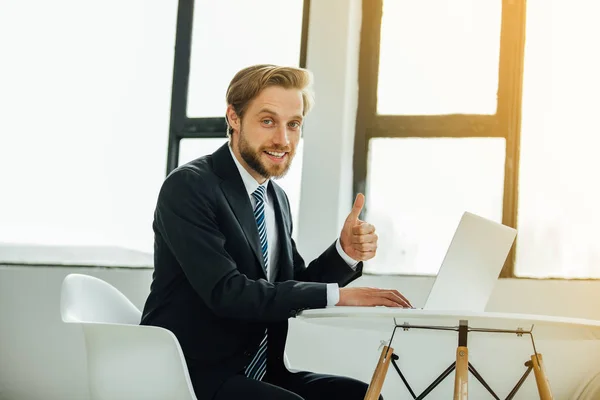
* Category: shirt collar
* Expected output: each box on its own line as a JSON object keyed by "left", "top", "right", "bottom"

{"left": 228, "top": 144, "right": 270, "bottom": 202}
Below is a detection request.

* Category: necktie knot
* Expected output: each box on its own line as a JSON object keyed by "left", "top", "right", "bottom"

{"left": 252, "top": 185, "right": 267, "bottom": 204}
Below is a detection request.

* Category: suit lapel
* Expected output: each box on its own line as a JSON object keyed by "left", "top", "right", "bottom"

{"left": 269, "top": 182, "right": 293, "bottom": 282}
{"left": 213, "top": 144, "right": 267, "bottom": 279}
{"left": 220, "top": 180, "right": 267, "bottom": 277}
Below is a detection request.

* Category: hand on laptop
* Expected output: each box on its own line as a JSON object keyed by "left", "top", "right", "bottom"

{"left": 336, "top": 287, "right": 413, "bottom": 308}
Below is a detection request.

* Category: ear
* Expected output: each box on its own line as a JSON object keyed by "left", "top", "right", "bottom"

{"left": 226, "top": 105, "right": 241, "bottom": 135}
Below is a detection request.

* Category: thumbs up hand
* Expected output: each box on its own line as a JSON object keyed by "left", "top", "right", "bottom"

{"left": 339, "top": 193, "right": 378, "bottom": 262}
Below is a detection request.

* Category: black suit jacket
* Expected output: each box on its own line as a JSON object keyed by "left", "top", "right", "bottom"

{"left": 140, "top": 143, "right": 363, "bottom": 399}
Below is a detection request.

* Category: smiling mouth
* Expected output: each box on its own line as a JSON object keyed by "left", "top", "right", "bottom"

{"left": 264, "top": 150, "right": 287, "bottom": 159}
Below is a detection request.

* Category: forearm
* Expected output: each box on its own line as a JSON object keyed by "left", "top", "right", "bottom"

{"left": 207, "top": 271, "right": 328, "bottom": 321}
{"left": 294, "top": 241, "right": 362, "bottom": 286}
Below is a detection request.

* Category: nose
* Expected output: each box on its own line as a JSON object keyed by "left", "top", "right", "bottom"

{"left": 272, "top": 125, "right": 290, "bottom": 147}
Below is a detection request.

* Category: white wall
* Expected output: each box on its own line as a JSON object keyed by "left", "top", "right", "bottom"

{"left": 296, "top": 0, "right": 361, "bottom": 261}
{"left": 0, "top": 265, "right": 153, "bottom": 400}
{"left": 0, "top": 0, "right": 177, "bottom": 252}
{"left": 1, "top": 264, "right": 599, "bottom": 400}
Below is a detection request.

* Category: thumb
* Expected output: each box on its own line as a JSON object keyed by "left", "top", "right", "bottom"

{"left": 347, "top": 193, "right": 365, "bottom": 222}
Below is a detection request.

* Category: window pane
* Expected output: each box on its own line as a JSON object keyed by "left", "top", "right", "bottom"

{"left": 178, "top": 138, "right": 228, "bottom": 166}
{"left": 180, "top": 139, "right": 304, "bottom": 240}
{"left": 515, "top": 0, "right": 600, "bottom": 278}
{"left": 0, "top": 0, "right": 176, "bottom": 253}
{"left": 187, "top": 0, "right": 304, "bottom": 117}
{"left": 365, "top": 138, "right": 505, "bottom": 274}
{"left": 377, "top": 0, "right": 501, "bottom": 115}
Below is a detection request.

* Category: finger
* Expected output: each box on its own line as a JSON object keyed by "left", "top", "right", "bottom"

{"left": 354, "top": 250, "right": 376, "bottom": 261}
{"left": 352, "top": 233, "right": 378, "bottom": 244}
{"left": 352, "top": 223, "right": 376, "bottom": 235}
{"left": 347, "top": 193, "right": 365, "bottom": 222}
{"left": 365, "top": 294, "right": 401, "bottom": 308}
{"left": 381, "top": 291, "right": 411, "bottom": 308}
{"left": 391, "top": 290, "right": 413, "bottom": 308}
{"left": 383, "top": 291, "right": 409, "bottom": 307}
{"left": 366, "top": 288, "right": 412, "bottom": 308}
{"left": 353, "top": 242, "right": 377, "bottom": 252}
{"left": 377, "top": 299, "right": 402, "bottom": 308}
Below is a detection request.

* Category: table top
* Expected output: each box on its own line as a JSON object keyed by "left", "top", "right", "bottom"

{"left": 297, "top": 307, "right": 600, "bottom": 340}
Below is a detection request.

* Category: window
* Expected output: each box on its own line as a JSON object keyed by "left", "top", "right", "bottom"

{"left": 0, "top": 0, "right": 177, "bottom": 253}
{"left": 355, "top": 0, "right": 525, "bottom": 276}
{"left": 167, "top": 0, "right": 310, "bottom": 235}
{"left": 178, "top": 138, "right": 229, "bottom": 166}
{"left": 187, "top": 0, "right": 305, "bottom": 117}
{"left": 514, "top": 0, "right": 600, "bottom": 278}
{"left": 358, "top": 0, "right": 600, "bottom": 279}
{"left": 377, "top": 0, "right": 502, "bottom": 115}
{"left": 367, "top": 138, "right": 505, "bottom": 274}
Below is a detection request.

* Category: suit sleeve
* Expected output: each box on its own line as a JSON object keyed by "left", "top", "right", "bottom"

{"left": 292, "top": 238, "right": 363, "bottom": 286}
{"left": 155, "top": 169, "right": 328, "bottom": 322}
{"left": 279, "top": 192, "right": 363, "bottom": 286}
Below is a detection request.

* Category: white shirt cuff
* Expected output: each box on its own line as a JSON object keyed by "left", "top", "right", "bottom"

{"left": 326, "top": 283, "right": 340, "bottom": 306}
{"left": 336, "top": 237, "right": 359, "bottom": 269}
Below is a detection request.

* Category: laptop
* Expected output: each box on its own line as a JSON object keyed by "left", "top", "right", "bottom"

{"left": 419, "top": 211, "right": 517, "bottom": 312}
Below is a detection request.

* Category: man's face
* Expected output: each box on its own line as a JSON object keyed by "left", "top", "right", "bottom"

{"left": 229, "top": 86, "right": 304, "bottom": 181}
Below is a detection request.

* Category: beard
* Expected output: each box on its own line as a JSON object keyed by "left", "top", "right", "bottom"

{"left": 238, "top": 129, "right": 295, "bottom": 180}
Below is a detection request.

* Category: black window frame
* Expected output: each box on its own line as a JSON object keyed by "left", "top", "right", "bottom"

{"left": 353, "top": 0, "right": 527, "bottom": 278}
{"left": 166, "top": 0, "right": 312, "bottom": 175}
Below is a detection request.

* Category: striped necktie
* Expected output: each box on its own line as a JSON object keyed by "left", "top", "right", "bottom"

{"left": 245, "top": 185, "right": 268, "bottom": 381}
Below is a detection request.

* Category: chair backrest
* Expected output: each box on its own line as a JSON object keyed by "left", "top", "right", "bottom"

{"left": 60, "top": 273, "right": 197, "bottom": 400}
{"left": 572, "top": 371, "right": 600, "bottom": 400}
{"left": 60, "top": 273, "right": 141, "bottom": 324}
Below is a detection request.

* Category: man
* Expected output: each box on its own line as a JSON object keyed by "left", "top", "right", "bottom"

{"left": 141, "top": 64, "right": 412, "bottom": 399}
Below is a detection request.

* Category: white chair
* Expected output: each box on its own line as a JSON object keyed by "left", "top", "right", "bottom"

{"left": 60, "top": 273, "right": 197, "bottom": 400}
{"left": 571, "top": 370, "right": 600, "bottom": 400}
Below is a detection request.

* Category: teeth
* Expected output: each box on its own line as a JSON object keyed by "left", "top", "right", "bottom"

{"left": 265, "top": 151, "right": 285, "bottom": 158}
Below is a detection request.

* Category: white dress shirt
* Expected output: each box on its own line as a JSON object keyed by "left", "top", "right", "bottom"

{"left": 228, "top": 146, "right": 358, "bottom": 306}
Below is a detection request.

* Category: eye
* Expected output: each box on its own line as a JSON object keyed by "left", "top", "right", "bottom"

{"left": 262, "top": 119, "right": 273, "bottom": 125}
{"left": 289, "top": 121, "right": 301, "bottom": 129}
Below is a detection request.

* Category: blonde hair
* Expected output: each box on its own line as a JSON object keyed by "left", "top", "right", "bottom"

{"left": 225, "top": 64, "right": 314, "bottom": 137}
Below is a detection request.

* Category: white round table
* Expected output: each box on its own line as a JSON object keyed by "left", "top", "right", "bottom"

{"left": 298, "top": 307, "right": 600, "bottom": 399}
{"left": 298, "top": 307, "right": 600, "bottom": 340}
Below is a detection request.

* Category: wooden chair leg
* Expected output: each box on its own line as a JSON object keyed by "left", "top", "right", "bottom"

{"left": 364, "top": 346, "right": 394, "bottom": 400}
{"left": 531, "top": 353, "right": 554, "bottom": 400}
{"left": 453, "top": 346, "right": 468, "bottom": 400}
